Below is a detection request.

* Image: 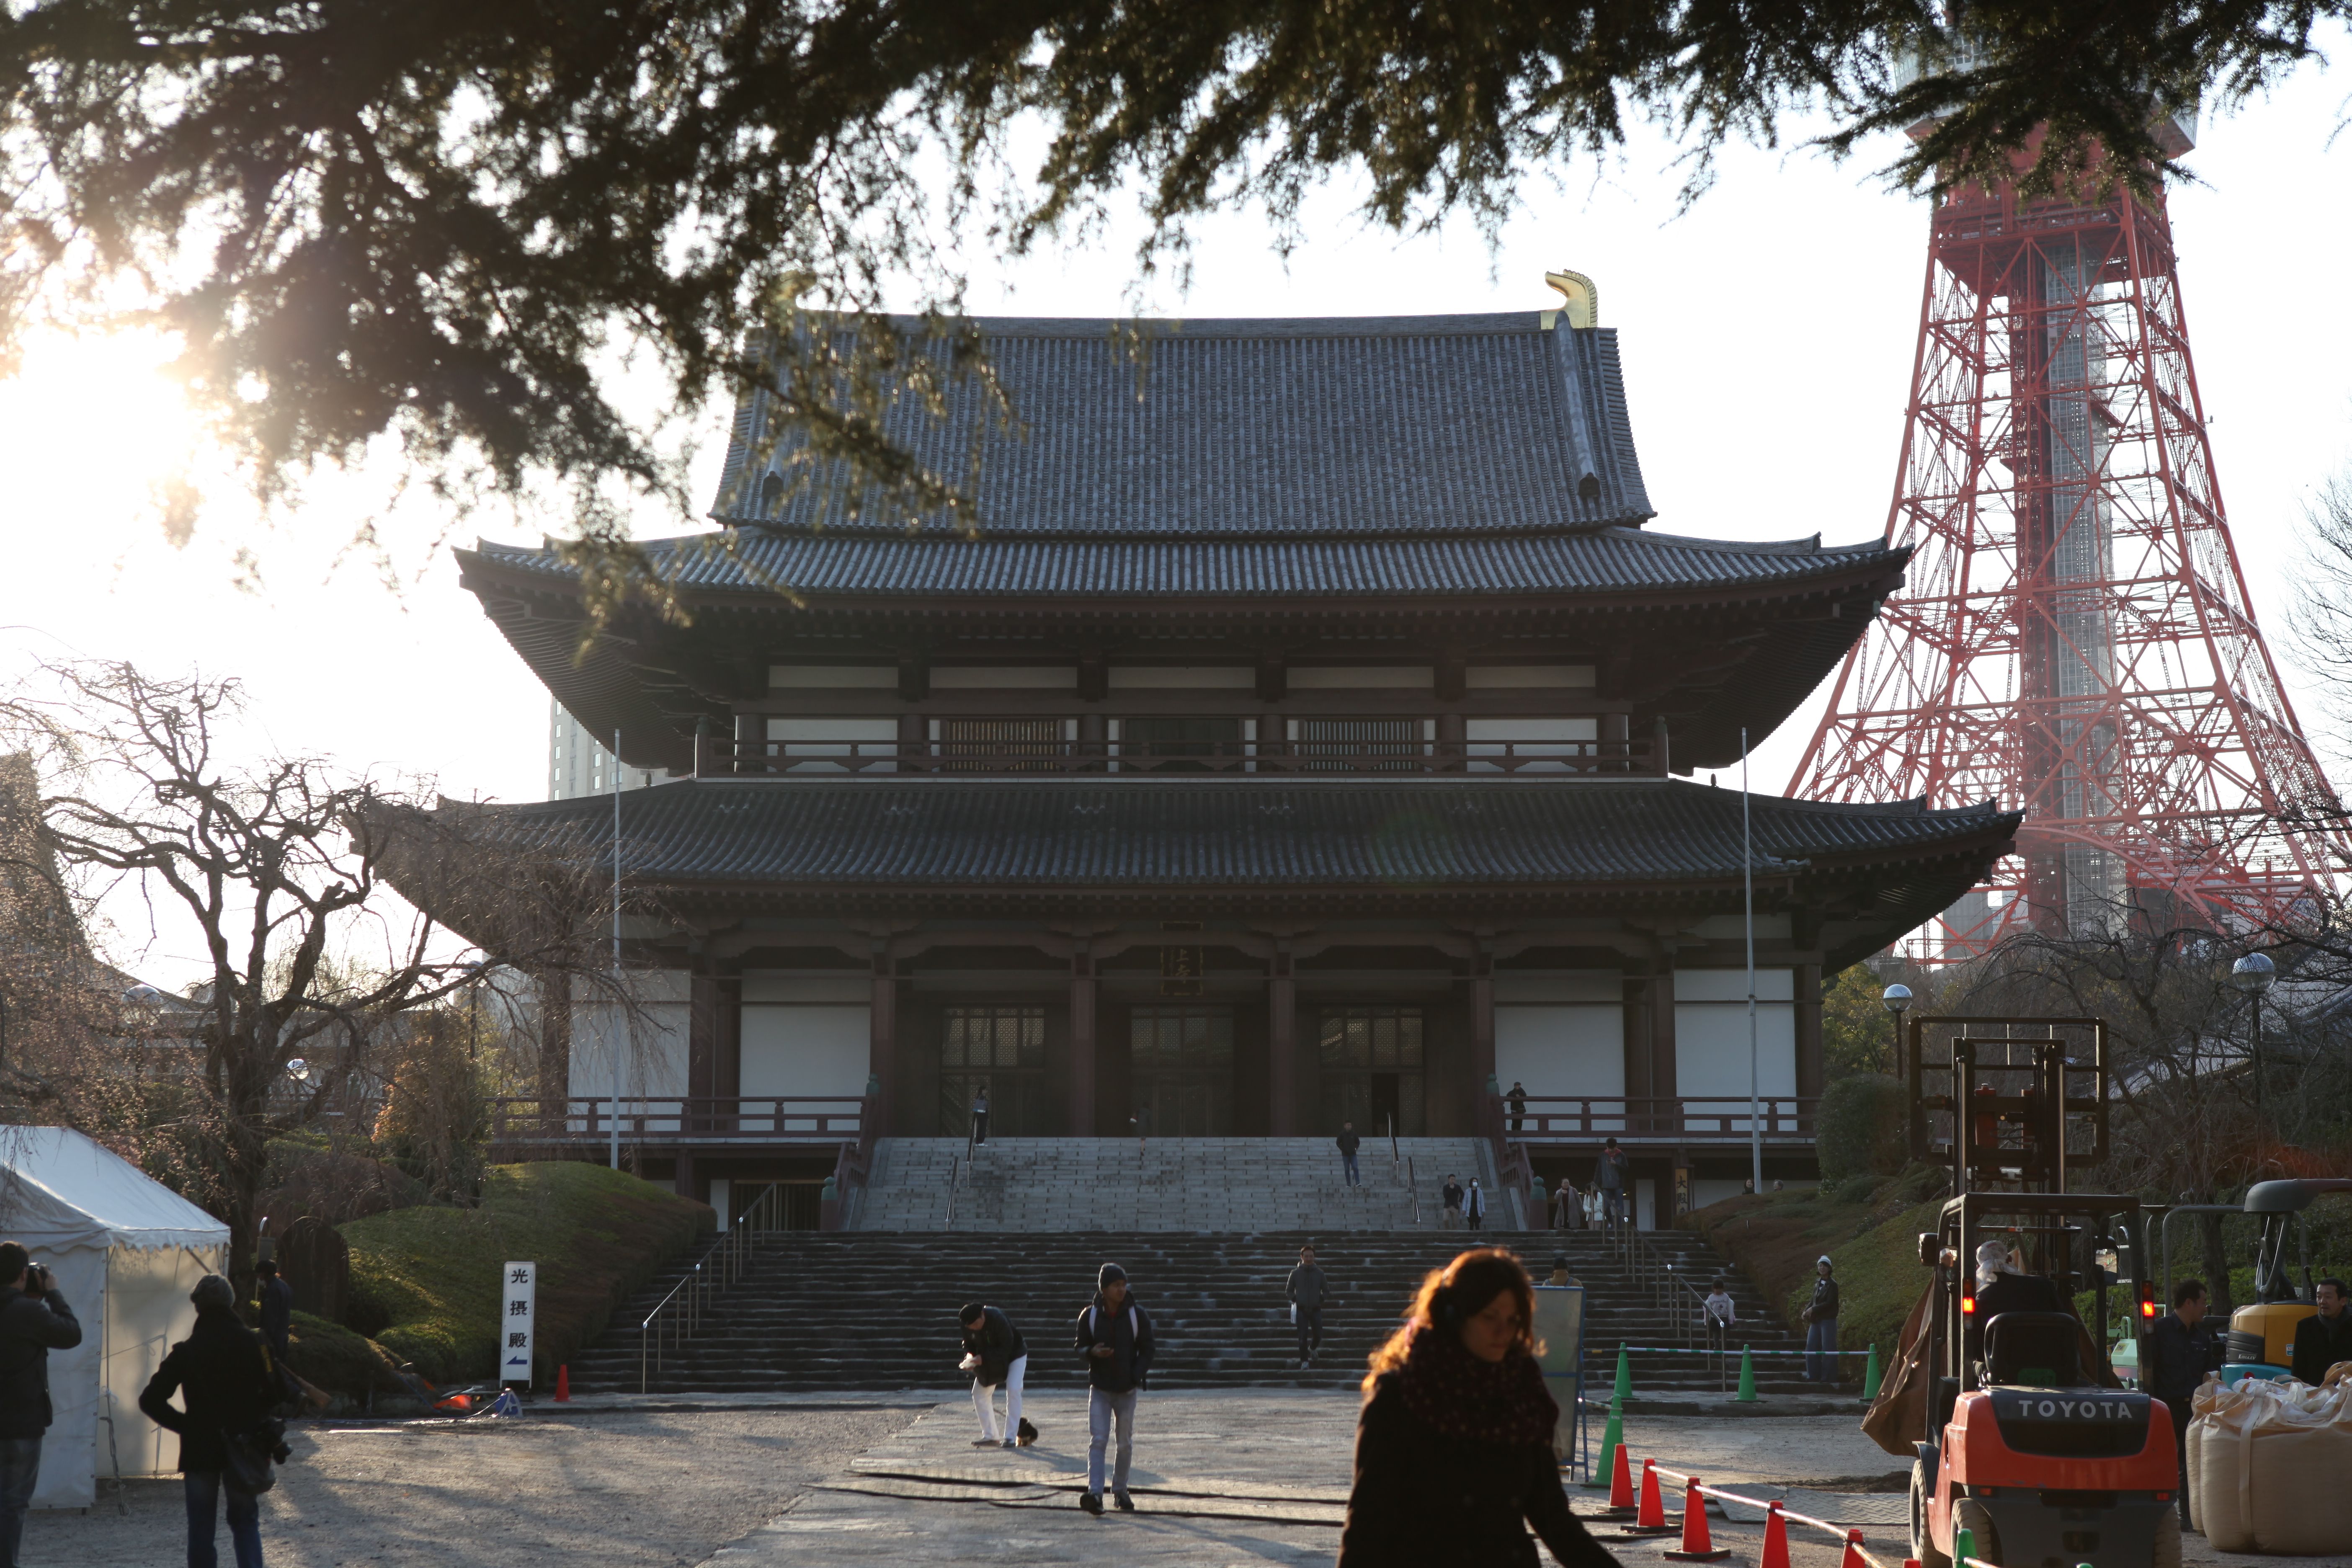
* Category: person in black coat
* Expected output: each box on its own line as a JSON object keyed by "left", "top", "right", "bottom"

{"left": 1340, "top": 1249, "right": 1618, "bottom": 1568}
{"left": 2146, "top": 1279, "right": 2223, "bottom": 1526}
{"left": 254, "top": 1259, "right": 294, "bottom": 1362}
{"left": 141, "top": 1274, "right": 281, "bottom": 1568}
{"left": 958, "top": 1302, "right": 1030, "bottom": 1448}
{"left": 0, "top": 1241, "right": 82, "bottom": 1568}
{"left": 2292, "top": 1279, "right": 2352, "bottom": 1386}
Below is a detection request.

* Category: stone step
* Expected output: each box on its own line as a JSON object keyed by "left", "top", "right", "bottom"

{"left": 568, "top": 1229, "right": 1826, "bottom": 1396}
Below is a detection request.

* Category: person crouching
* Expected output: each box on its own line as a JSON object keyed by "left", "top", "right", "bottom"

{"left": 1339, "top": 1249, "right": 1618, "bottom": 1568}
{"left": 958, "top": 1301, "right": 1033, "bottom": 1449}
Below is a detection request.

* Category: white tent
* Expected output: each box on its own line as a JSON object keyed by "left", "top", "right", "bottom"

{"left": 0, "top": 1127, "right": 228, "bottom": 1507}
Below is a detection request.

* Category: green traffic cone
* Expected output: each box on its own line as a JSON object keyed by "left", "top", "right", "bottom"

{"left": 1862, "top": 1342, "right": 1884, "bottom": 1402}
{"left": 1586, "top": 1396, "right": 1625, "bottom": 1489}
{"left": 1734, "top": 1345, "right": 1759, "bottom": 1403}
{"left": 1613, "top": 1342, "right": 1632, "bottom": 1405}
{"left": 1953, "top": 1526, "right": 1976, "bottom": 1567}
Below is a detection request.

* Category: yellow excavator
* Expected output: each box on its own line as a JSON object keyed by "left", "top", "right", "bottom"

{"left": 2218, "top": 1179, "right": 2352, "bottom": 1370}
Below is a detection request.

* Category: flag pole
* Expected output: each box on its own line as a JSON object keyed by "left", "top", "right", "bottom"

{"left": 1744, "top": 727, "right": 1761, "bottom": 1194}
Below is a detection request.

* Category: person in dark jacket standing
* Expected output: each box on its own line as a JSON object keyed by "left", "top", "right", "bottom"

{"left": 1337, "top": 1122, "right": 1362, "bottom": 1187}
{"left": 1594, "top": 1139, "right": 1628, "bottom": 1233}
{"left": 1339, "top": 1248, "right": 1617, "bottom": 1568}
{"left": 1074, "top": 1262, "right": 1154, "bottom": 1515}
{"left": 2293, "top": 1278, "right": 2352, "bottom": 1385}
{"left": 1803, "top": 1256, "right": 1841, "bottom": 1382}
{"left": 0, "top": 1241, "right": 82, "bottom": 1568}
{"left": 1287, "top": 1245, "right": 1329, "bottom": 1369}
{"left": 140, "top": 1274, "right": 280, "bottom": 1568}
{"left": 969, "top": 1086, "right": 990, "bottom": 1147}
{"left": 958, "top": 1302, "right": 1030, "bottom": 1448}
{"left": 253, "top": 1259, "right": 294, "bottom": 1363}
{"left": 2146, "top": 1279, "right": 2222, "bottom": 1527}
{"left": 1440, "top": 1174, "right": 1464, "bottom": 1231}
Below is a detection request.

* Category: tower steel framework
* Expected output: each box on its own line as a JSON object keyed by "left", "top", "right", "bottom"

{"left": 1791, "top": 138, "right": 2349, "bottom": 951}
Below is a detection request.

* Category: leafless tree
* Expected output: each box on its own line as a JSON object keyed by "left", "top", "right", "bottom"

{"left": 0, "top": 660, "right": 622, "bottom": 1291}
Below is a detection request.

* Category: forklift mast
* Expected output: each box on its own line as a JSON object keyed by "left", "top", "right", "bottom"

{"left": 1905, "top": 1016, "right": 2110, "bottom": 1199}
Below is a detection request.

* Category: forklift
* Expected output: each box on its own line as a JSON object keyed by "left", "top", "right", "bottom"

{"left": 1901, "top": 1018, "right": 2181, "bottom": 1568}
{"left": 2220, "top": 1178, "right": 2352, "bottom": 1371}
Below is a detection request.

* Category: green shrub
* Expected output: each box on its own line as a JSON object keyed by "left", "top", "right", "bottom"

{"left": 284, "top": 1310, "right": 410, "bottom": 1403}
{"left": 1829, "top": 1172, "right": 1879, "bottom": 1205}
{"left": 340, "top": 1161, "right": 712, "bottom": 1387}
{"left": 1817, "top": 1073, "right": 1907, "bottom": 1183}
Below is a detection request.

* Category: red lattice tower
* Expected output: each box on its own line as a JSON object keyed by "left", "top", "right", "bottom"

{"left": 1791, "top": 126, "right": 2350, "bottom": 952}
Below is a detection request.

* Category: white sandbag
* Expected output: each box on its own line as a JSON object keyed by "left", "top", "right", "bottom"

{"left": 2185, "top": 1400, "right": 2203, "bottom": 1538}
{"left": 2190, "top": 1374, "right": 2352, "bottom": 1554}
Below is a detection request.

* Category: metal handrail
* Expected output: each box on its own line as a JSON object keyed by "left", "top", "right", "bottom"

{"left": 640, "top": 1182, "right": 783, "bottom": 1392}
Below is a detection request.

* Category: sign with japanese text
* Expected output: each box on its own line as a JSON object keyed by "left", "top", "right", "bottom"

{"left": 502, "top": 1261, "right": 536, "bottom": 1388}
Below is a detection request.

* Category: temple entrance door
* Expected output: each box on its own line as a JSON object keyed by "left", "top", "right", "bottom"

{"left": 1316, "top": 1006, "right": 1426, "bottom": 1135}
{"left": 1129, "top": 1006, "right": 1235, "bottom": 1136}
{"left": 937, "top": 1005, "right": 1051, "bottom": 1135}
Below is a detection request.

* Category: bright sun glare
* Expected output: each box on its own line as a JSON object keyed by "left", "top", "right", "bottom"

{"left": 0, "top": 330, "right": 207, "bottom": 538}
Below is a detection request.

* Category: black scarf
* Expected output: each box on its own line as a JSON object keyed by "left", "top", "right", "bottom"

{"left": 1393, "top": 1323, "right": 1558, "bottom": 1445}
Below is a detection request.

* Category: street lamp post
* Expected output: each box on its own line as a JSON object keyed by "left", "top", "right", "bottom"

{"left": 2232, "top": 952, "right": 2277, "bottom": 1133}
{"left": 1882, "top": 983, "right": 1914, "bottom": 1076}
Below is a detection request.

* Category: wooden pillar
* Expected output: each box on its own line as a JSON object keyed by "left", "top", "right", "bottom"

{"left": 733, "top": 711, "right": 761, "bottom": 774}
{"left": 1469, "top": 952, "right": 1497, "bottom": 1125}
{"left": 870, "top": 945, "right": 898, "bottom": 1137}
{"left": 673, "top": 1151, "right": 697, "bottom": 1206}
{"left": 1651, "top": 959, "right": 1679, "bottom": 1108}
{"left": 1795, "top": 959, "right": 1825, "bottom": 1104}
{"left": 1269, "top": 947, "right": 1297, "bottom": 1135}
{"left": 535, "top": 967, "right": 572, "bottom": 1124}
{"left": 1070, "top": 945, "right": 1097, "bottom": 1135}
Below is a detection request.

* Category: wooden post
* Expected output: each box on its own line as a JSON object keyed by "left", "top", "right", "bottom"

{"left": 870, "top": 945, "right": 898, "bottom": 1137}
{"left": 1269, "top": 947, "right": 1297, "bottom": 1134}
{"left": 1470, "top": 952, "right": 1497, "bottom": 1132}
{"left": 1070, "top": 945, "right": 1097, "bottom": 1135}
{"left": 1795, "top": 959, "right": 1825, "bottom": 1108}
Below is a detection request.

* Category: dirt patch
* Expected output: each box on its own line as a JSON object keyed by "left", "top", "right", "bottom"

{"left": 27, "top": 1404, "right": 923, "bottom": 1568}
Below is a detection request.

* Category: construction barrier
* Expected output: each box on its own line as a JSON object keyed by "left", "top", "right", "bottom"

{"left": 1589, "top": 1451, "right": 1897, "bottom": 1568}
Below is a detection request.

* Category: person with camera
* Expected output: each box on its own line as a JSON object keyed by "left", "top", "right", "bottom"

{"left": 0, "top": 1242, "right": 82, "bottom": 1568}
{"left": 140, "top": 1273, "right": 285, "bottom": 1568}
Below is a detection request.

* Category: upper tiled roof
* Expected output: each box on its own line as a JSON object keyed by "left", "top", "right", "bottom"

{"left": 712, "top": 313, "right": 1651, "bottom": 539}
{"left": 464, "top": 777, "right": 2012, "bottom": 892}
{"left": 468, "top": 526, "right": 1896, "bottom": 601}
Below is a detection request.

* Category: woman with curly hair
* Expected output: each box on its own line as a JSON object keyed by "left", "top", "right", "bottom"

{"left": 1338, "top": 1249, "right": 1618, "bottom": 1568}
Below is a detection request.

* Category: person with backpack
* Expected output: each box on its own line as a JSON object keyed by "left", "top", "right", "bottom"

{"left": 140, "top": 1273, "right": 287, "bottom": 1568}
{"left": 1073, "top": 1262, "right": 1154, "bottom": 1515}
{"left": 0, "top": 1242, "right": 82, "bottom": 1568}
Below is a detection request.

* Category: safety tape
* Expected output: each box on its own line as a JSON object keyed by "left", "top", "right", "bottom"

{"left": 1647, "top": 1464, "right": 1892, "bottom": 1568}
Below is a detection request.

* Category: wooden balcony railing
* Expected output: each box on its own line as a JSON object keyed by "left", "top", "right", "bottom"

{"left": 487, "top": 1095, "right": 865, "bottom": 1148}
{"left": 1502, "top": 1096, "right": 1818, "bottom": 1143}
{"left": 693, "top": 735, "right": 1663, "bottom": 778}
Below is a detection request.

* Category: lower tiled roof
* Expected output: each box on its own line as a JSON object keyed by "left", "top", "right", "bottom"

{"left": 459, "top": 777, "right": 2013, "bottom": 891}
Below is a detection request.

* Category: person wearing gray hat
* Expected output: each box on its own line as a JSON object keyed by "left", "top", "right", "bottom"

{"left": 141, "top": 1272, "right": 286, "bottom": 1568}
{"left": 1802, "top": 1256, "right": 1842, "bottom": 1383}
{"left": 1074, "top": 1262, "right": 1154, "bottom": 1514}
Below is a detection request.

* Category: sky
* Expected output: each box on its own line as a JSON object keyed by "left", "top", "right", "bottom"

{"left": 3, "top": 47, "right": 2349, "bottom": 984}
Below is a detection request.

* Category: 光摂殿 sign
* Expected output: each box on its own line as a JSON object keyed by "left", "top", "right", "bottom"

{"left": 503, "top": 1261, "right": 536, "bottom": 1387}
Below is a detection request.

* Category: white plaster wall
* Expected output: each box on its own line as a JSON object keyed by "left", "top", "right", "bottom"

{"left": 1673, "top": 968, "right": 1797, "bottom": 1126}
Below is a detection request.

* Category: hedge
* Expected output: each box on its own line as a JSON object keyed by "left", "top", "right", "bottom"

{"left": 340, "top": 1161, "right": 712, "bottom": 1387}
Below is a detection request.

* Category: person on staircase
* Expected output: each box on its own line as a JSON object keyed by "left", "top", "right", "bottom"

{"left": 1803, "top": 1256, "right": 1842, "bottom": 1383}
{"left": 1288, "top": 1245, "right": 1329, "bottom": 1370}
{"left": 1464, "top": 1178, "right": 1487, "bottom": 1232}
{"left": 1594, "top": 1139, "right": 1628, "bottom": 1234}
{"left": 1339, "top": 1248, "right": 1617, "bottom": 1568}
{"left": 1441, "top": 1174, "right": 1465, "bottom": 1231}
{"left": 1552, "top": 1176, "right": 1581, "bottom": 1231}
{"left": 1337, "top": 1122, "right": 1362, "bottom": 1188}
{"left": 958, "top": 1301, "right": 1031, "bottom": 1449}
{"left": 1702, "top": 1278, "right": 1736, "bottom": 1363}
{"left": 969, "top": 1086, "right": 989, "bottom": 1148}
{"left": 1075, "top": 1263, "right": 1154, "bottom": 1516}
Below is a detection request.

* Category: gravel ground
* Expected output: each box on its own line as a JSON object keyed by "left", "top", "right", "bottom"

{"left": 23, "top": 1403, "right": 924, "bottom": 1568}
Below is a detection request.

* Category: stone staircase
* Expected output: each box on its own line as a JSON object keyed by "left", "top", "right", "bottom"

{"left": 849, "top": 1135, "right": 1518, "bottom": 1231}
{"left": 567, "top": 1226, "right": 1823, "bottom": 1399}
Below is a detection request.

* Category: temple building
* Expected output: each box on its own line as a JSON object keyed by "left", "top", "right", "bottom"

{"left": 423, "top": 292, "right": 2017, "bottom": 1225}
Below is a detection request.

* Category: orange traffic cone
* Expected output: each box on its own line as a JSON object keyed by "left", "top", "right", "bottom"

{"left": 1638, "top": 1460, "right": 1668, "bottom": 1528}
{"left": 1759, "top": 1501, "right": 1792, "bottom": 1568}
{"left": 555, "top": 1364, "right": 571, "bottom": 1403}
{"left": 1663, "top": 1476, "right": 1732, "bottom": 1562}
{"left": 1840, "top": 1529, "right": 1872, "bottom": 1568}
{"left": 1604, "top": 1440, "right": 1637, "bottom": 1515}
